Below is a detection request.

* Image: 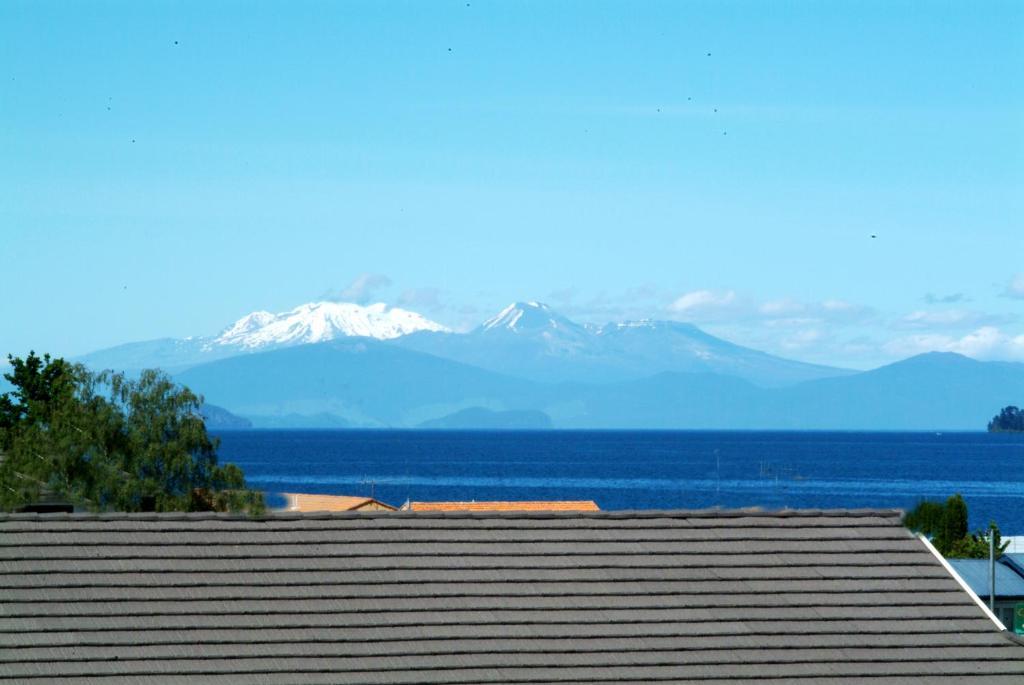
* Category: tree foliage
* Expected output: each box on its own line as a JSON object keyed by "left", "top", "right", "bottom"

{"left": 904, "top": 493, "right": 1007, "bottom": 559}
{"left": 902, "top": 500, "right": 944, "bottom": 537}
{"left": 0, "top": 352, "right": 263, "bottom": 514}
{"left": 935, "top": 493, "right": 969, "bottom": 554}
{"left": 988, "top": 405, "right": 1024, "bottom": 432}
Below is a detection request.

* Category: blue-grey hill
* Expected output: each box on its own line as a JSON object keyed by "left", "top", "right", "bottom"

{"left": 174, "top": 339, "right": 538, "bottom": 428}
{"left": 77, "top": 301, "right": 851, "bottom": 387}
{"left": 393, "top": 302, "right": 850, "bottom": 387}
{"left": 67, "top": 300, "right": 1024, "bottom": 430}
{"left": 171, "top": 341, "right": 1023, "bottom": 430}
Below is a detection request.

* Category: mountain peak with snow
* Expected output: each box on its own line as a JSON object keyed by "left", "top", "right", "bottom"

{"left": 479, "top": 301, "right": 582, "bottom": 334}
{"left": 212, "top": 301, "right": 450, "bottom": 350}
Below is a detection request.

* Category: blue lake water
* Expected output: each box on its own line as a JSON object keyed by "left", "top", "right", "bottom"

{"left": 213, "top": 430, "right": 1024, "bottom": 533}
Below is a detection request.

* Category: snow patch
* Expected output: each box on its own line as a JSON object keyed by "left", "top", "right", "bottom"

{"left": 482, "top": 303, "right": 535, "bottom": 331}
{"left": 214, "top": 301, "right": 449, "bottom": 349}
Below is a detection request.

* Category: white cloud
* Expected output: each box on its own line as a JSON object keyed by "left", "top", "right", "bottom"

{"left": 667, "top": 290, "right": 871, "bottom": 328}
{"left": 323, "top": 273, "right": 393, "bottom": 304}
{"left": 756, "top": 298, "right": 870, "bottom": 326}
{"left": 901, "top": 310, "right": 968, "bottom": 327}
{"left": 779, "top": 328, "right": 825, "bottom": 351}
{"left": 553, "top": 285, "right": 668, "bottom": 323}
{"left": 884, "top": 326, "right": 1024, "bottom": 361}
{"left": 657, "top": 285, "right": 1024, "bottom": 367}
{"left": 663, "top": 290, "right": 878, "bottom": 368}
{"left": 397, "top": 287, "right": 444, "bottom": 311}
{"left": 654, "top": 286, "right": 1023, "bottom": 367}
{"left": 897, "top": 309, "right": 1004, "bottom": 330}
{"left": 668, "top": 290, "right": 741, "bottom": 318}
{"left": 1004, "top": 274, "right": 1024, "bottom": 300}
{"left": 758, "top": 299, "right": 805, "bottom": 317}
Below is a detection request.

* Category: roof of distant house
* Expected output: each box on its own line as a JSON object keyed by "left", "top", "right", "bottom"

{"left": 1003, "top": 553, "right": 1024, "bottom": 577}
{"left": 948, "top": 558, "right": 1024, "bottom": 598}
{"left": 1002, "top": 536, "right": 1024, "bottom": 554}
{"left": 281, "top": 493, "right": 397, "bottom": 512}
{"left": 2, "top": 508, "right": 1023, "bottom": 683}
{"left": 405, "top": 499, "right": 600, "bottom": 512}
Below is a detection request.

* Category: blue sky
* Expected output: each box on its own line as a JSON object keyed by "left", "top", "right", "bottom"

{"left": 1, "top": 1, "right": 1021, "bottom": 369}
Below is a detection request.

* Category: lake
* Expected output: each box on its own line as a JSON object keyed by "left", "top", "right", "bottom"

{"left": 213, "top": 430, "right": 1024, "bottom": 533}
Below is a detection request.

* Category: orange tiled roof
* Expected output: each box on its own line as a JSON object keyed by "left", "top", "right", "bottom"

{"left": 282, "top": 493, "right": 397, "bottom": 512}
{"left": 406, "top": 500, "right": 600, "bottom": 512}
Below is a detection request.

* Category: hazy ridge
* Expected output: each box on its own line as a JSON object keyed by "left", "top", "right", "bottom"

{"left": 69, "top": 301, "right": 1022, "bottom": 430}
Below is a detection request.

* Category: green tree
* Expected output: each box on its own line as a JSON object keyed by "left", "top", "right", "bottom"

{"left": 902, "top": 500, "right": 944, "bottom": 537}
{"left": 0, "top": 352, "right": 77, "bottom": 444}
{"left": 935, "top": 493, "right": 969, "bottom": 554}
{"left": 904, "top": 493, "right": 1007, "bottom": 559}
{"left": 988, "top": 405, "right": 1024, "bottom": 432}
{"left": 0, "top": 352, "right": 263, "bottom": 514}
{"left": 947, "top": 523, "right": 1009, "bottom": 560}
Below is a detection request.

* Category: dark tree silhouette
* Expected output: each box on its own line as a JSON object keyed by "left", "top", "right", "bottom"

{"left": 988, "top": 405, "right": 1024, "bottom": 432}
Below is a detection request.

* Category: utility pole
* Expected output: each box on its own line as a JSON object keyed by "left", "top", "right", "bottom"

{"left": 990, "top": 526, "right": 996, "bottom": 612}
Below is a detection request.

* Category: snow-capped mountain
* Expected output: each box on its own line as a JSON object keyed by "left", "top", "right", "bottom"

{"left": 480, "top": 301, "right": 583, "bottom": 335}
{"left": 77, "top": 298, "right": 850, "bottom": 389}
{"left": 475, "top": 301, "right": 592, "bottom": 351}
{"left": 212, "top": 302, "right": 449, "bottom": 350}
{"left": 589, "top": 318, "right": 851, "bottom": 385}
{"left": 68, "top": 299, "right": 1021, "bottom": 430}
{"left": 395, "top": 302, "right": 853, "bottom": 386}
{"left": 75, "top": 300, "right": 449, "bottom": 373}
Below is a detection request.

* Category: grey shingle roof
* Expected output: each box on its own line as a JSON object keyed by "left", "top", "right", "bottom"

{"left": 2, "top": 508, "right": 1023, "bottom": 684}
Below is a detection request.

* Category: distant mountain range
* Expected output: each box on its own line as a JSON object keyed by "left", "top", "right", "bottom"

{"left": 79, "top": 300, "right": 850, "bottom": 386}
{"left": 76, "top": 301, "right": 448, "bottom": 374}
{"left": 394, "top": 301, "right": 850, "bottom": 386}
{"left": 71, "top": 300, "right": 1024, "bottom": 430}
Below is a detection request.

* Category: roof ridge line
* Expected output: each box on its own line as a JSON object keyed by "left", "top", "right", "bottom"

{"left": 0, "top": 508, "right": 905, "bottom": 521}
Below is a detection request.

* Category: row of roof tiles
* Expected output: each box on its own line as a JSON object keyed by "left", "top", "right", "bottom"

{"left": 2, "top": 508, "right": 1023, "bottom": 683}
